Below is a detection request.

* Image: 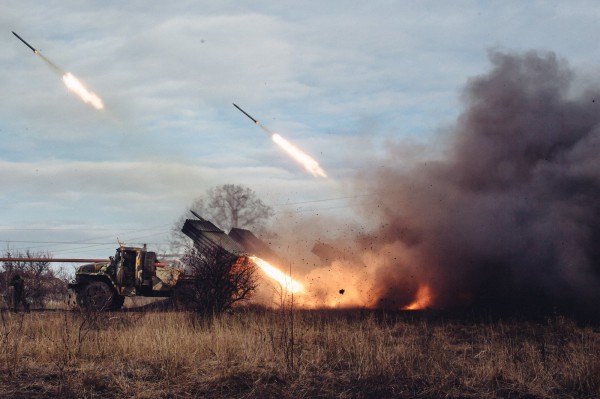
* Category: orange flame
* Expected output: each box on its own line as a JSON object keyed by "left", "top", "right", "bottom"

{"left": 62, "top": 72, "right": 104, "bottom": 110}
{"left": 403, "top": 284, "right": 432, "bottom": 310}
{"left": 271, "top": 133, "right": 327, "bottom": 178}
{"left": 250, "top": 256, "right": 304, "bottom": 293}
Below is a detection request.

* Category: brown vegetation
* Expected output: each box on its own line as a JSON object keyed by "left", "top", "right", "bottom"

{"left": 176, "top": 247, "right": 258, "bottom": 316}
{"left": 0, "top": 308, "right": 598, "bottom": 398}
{"left": 1, "top": 250, "right": 69, "bottom": 309}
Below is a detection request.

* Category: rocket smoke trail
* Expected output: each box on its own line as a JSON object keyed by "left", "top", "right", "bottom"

{"left": 354, "top": 50, "right": 600, "bottom": 315}
{"left": 37, "top": 52, "right": 63, "bottom": 75}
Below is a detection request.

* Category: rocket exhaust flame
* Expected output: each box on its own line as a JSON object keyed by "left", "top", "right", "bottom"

{"left": 271, "top": 133, "right": 328, "bottom": 178}
{"left": 62, "top": 72, "right": 104, "bottom": 110}
{"left": 233, "top": 103, "right": 327, "bottom": 178}
{"left": 250, "top": 256, "right": 304, "bottom": 294}
{"left": 402, "top": 285, "right": 432, "bottom": 310}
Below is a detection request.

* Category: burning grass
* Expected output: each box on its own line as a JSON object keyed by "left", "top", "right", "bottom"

{"left": 0, "top": 308, "right": 598, "bottom": 398}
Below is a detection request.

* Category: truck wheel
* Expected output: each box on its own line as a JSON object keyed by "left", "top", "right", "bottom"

{"left": 78, "top": 281, "right": 115, "bottom": 311}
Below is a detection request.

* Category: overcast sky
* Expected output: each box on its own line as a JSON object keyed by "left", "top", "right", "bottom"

{"left": 1, "top": 1, "right": 599, "bottom": 260}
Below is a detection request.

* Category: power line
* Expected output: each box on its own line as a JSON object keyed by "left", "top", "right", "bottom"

{"left": 271, "top": 193, "right": 374, "bottom": 207}
{"left": 0, "top": 192, "right": 385, "bottom": 254}
{"left": 1, "top": 240, "right": 167, "bottom": 246}
{"left": 1, "top": 228, "right": 173, "bottom": 255}
{"left": 293, "top": 204, "right": 362, "bottom": 213}
{"left": 0, "top": 223, "right": 173, "bottom": 232}
{"left": 1, "top": 240, "right": 116, "bottom": 245}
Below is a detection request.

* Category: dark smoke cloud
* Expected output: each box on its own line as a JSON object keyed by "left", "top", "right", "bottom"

{"left": 360, "top": 50, "right": 600, "bottom": 314}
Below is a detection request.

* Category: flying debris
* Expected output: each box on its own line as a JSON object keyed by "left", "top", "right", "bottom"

{"left": 12, "top": 31, "right": 38, "bottom": 54}
{"left": 232, "top": 103, "right": 328, "bottom": 178}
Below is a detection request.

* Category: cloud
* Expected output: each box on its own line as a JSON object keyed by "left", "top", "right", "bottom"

{"left": 0, "top": 158, "right": 341, "bottom": 219}
{"left": 2, "top": 1, "right": 600, "bottom": 270}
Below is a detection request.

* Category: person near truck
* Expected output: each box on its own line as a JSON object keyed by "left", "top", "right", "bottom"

{"left": 9, "top": 273, "right": 29, "bottom": 312}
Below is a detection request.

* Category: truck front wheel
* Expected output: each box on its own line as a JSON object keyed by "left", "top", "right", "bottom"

{"left": 77, "top": 281, "right": 116, "bottom": 311}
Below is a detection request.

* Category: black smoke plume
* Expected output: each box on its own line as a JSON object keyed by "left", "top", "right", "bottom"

{"left": 360, "top": 50, "right": 600, "bottom": 315}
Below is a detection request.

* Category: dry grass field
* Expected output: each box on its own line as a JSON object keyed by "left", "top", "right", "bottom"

{"left": 1, "top": 307, "right": 599, "bottom": 398}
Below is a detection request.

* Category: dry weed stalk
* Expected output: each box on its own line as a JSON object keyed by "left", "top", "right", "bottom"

{"left": 0, "top": 311, "right": 25, "bottom": 377}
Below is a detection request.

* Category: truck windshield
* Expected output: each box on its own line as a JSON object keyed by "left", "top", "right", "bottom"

{"left": 114, "top": 250, "right": 122, "bottom": 264}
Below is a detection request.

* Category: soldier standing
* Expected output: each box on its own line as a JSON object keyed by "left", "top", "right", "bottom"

{"left": 9, "top": 273, "right": 29, "bottom": 312}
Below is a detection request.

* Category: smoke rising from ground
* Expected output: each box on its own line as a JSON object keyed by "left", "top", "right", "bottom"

{"left": 357, "top": 50, "right": 600, "bottom": 313}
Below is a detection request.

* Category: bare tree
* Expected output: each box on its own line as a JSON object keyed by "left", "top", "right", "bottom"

{"left": 205, "top": 184, "right": 274, "bottom": 231}
{"left": 175, "top": 246, "right": 257, "bottom": 316}
{"left": 170, "top": 184, "right": 274, "bottom": 252}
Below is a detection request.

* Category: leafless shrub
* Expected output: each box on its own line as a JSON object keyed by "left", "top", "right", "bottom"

{"left": 269, "top": 282, "right": 304, "bottom": 374}
{"left": 177, "top": 246, "right": 258, "bottom": 316}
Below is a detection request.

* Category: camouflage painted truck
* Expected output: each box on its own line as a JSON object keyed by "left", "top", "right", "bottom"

{"left": 66, "top": 244, "right": 186, "bottom": 310}
{"left": 1, "top": 214, "right": 259, "bottom": 311}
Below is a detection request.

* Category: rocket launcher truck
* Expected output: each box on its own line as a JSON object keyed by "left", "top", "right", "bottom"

{"left": 1, "top": 213, "right": 257, "bottom": 311}
{"left": 68, "top": 212, "right": 256, "bottom": 310}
